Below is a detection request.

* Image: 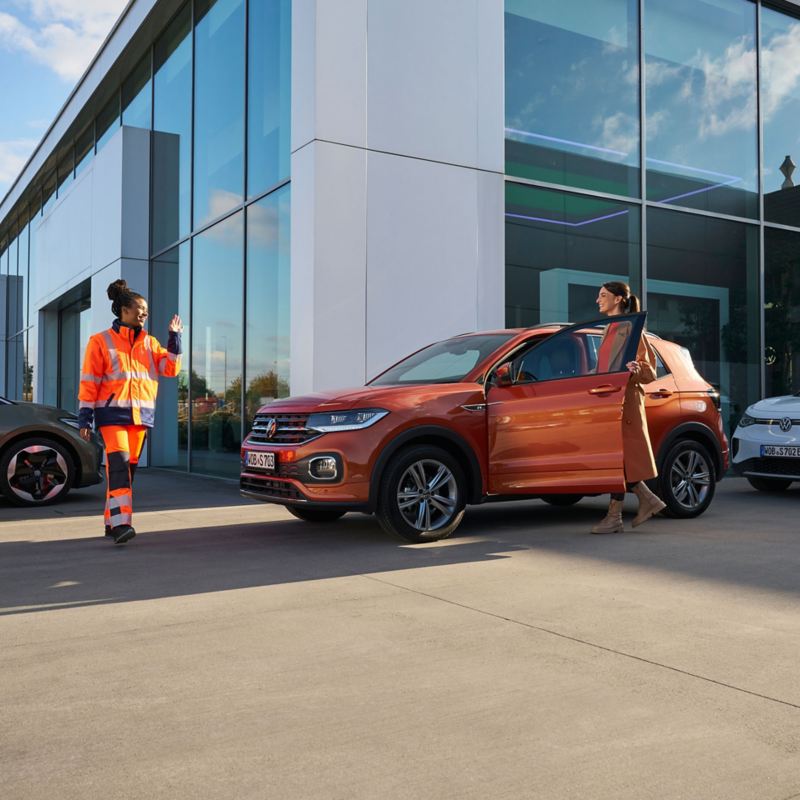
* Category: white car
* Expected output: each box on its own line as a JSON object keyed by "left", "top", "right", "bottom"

{"left": 732, "top": 393, "right": 800, "bottom": 491}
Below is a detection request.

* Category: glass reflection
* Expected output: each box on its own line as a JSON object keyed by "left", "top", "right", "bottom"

{"left": 761, "top": 6, "right": 800, "bottom": 227}
{"left": 153, "top": 3, "right": 192, "bottom": 253}
{"left": 191, "top": 212, "right": 243, "bottom": 476}
{"left": 505, "top": 0, "right": 640, "bottom": 197}
{"left": 74, "top": 125, "right": 94, "bottom": 177}
{"left": 647, "top": 208, "right": 759, "bottom": 435}
{"left": 505, "top": 183, "right": 640, "bottom": 326}
{"left": 765, "top": 228, "right": 800, "bottom": 397}
{"left": 122, "top": 54, "right": 152, "bottom": 130}
{"left": 95, "top": 94, "right": 120, "bottom": 152}
{"left": 247, "top": 0, "right": 291, "bottom": 196}
{"left": 193, "top": 0, "right": 245, "bottom": 229}
{"left": 245, "top": 186, "right": 290, "bottom": 430}
{"left": 644, "top": 0, "right": 758, "bottom": 218}
{"left": 151, "top": 242, "right": 190, "bottom": 469}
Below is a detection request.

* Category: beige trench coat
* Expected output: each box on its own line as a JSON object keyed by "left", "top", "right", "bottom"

{"left": 601, "top": 324, "right": 658, "bottom": 483}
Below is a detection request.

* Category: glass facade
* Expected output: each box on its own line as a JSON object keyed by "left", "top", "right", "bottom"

{"left": 506, "top": 0, "right": 800, "bottom": 438}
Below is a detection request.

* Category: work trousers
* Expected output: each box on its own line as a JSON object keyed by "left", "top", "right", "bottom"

{"left": 100, "top": 425, "right": 147, "bottom": 528}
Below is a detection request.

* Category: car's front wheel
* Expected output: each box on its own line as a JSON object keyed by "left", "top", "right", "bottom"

{"left": 746, "top": 476, "right": 793, "bottom": 492}
{"left": 286, "top": 506, "right": 346, "bottom": 523}
{"left": 376, "top": 445, "right": 466, "bottom": 543}
{"left": 658, "top": 439, "right": 715, "bottom": 518}
{"left": 0, "top": 437, "right": 75, "bottom": 506}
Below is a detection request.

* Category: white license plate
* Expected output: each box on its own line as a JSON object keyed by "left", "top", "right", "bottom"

{"left": 761, "top": 445, "right": 800, "bottom": 458}
{"left": 246, "top": 451, "right": 275, "bottom": 471}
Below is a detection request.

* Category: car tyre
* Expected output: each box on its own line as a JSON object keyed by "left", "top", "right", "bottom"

{"left": 658, "top": 439, "right": 715, "bottom": 519}
{"left": 746, "top": 476, "right": 793, "bottom": 492}
{"left": 0, "top": 437, "right": 75, "bottom": 507}
{"left": 540, "top": 494, "right": 583, "bottom": 507}
{"left": 286, "top": 506, "right": 346, "bottom": 523}
{"left": 376, "top": 445, "right": 467, "bottom": 543}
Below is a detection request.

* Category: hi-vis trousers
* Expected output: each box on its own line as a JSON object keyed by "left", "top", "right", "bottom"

{"left": 100, "top": 425, "right": 147, "bottom": 529}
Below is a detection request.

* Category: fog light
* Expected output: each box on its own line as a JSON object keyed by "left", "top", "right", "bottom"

{"left": 309, "top": 456, "right": 338, "bottom": 480}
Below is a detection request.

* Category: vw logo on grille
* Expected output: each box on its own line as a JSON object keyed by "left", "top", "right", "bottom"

{"left": 265, "top": 418, "right": 278, "bottom": 439}
{"left": 779, "top": 417, "right": 793, "bottom": 433}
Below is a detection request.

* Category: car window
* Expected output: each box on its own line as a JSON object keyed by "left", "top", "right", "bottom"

{"left": 370, "top": 334, "right": 515, "bottom": 385}
{"left": 652, "top": 347, "right": 671, "bottom": 379}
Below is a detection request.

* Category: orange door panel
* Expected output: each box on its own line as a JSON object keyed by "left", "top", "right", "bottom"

{"left": 488, "top": 371, "right": 630, "bottom": 494}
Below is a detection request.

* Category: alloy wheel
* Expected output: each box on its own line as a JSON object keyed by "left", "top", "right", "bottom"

{"left": 669, "top": 448, "right": 712, "bottom": 511}
{"left": 6, "top": 445, "right": 70, "bottom": 504}
{"left": 396, "top": 459, "right": 458, "bottom": 532}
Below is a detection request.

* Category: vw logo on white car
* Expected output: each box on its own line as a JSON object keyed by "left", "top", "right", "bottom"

{"left": 779, "top": 417, "right": 793, "bottom": 433}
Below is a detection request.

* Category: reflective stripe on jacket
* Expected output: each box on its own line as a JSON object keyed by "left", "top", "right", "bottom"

{"left": 78, "top": 319, "right": 182, "bottom": 429}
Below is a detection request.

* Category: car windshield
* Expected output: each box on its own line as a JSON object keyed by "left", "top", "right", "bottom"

{"left": 370, "top": 334, "right": 515, "bottom": 385}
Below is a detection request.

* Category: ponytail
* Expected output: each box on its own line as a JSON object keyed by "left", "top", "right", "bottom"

{"left": 602, "top": 281, "right": 640, "bottom": 313}
{"left": 107, "top": 279, "right": 145, "bottom": 318}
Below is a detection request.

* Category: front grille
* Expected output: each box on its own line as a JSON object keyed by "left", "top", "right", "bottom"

{"left": 241, "top": 475, "right": 304, "bottom": 501}
{"left": 248, "top": 413, "right": 320, "bottom": 445}
{"left": 751, "top": 418, "right": 800, "bottom": 426}
{"left": 745, "top": 458, "right": 800, "bottom": 478}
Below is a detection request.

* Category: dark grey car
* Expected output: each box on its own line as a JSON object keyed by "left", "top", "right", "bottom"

{"left": 0, "top": 397, "right": 103, "bottom": 506}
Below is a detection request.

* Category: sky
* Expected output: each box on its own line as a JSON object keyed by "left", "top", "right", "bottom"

{"left": 0, "top": 0, "right": 128, "bottom": 201}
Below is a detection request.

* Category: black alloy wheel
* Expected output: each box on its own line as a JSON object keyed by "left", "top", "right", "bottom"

{"left": 376, "top": 444, "right": 467, "bottom": 543}
{"left": 658, "top": 439, "right": 716, "bottom": 518}
{"left": 0, "top": 438, "right": 75, "bottom": 507}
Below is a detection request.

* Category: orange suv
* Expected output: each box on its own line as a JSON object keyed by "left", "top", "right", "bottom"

{"left": 240, "top": 313, "right": 728, "bottom": 542}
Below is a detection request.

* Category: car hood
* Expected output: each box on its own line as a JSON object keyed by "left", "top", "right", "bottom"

{"left": 256, "top": 383, "right": 478, "bottom": 414}
{"left": 749, "top": 395, "right": 800, "bottom": 417}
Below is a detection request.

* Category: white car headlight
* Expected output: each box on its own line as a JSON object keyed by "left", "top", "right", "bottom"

{"left": 307, "top": 408, "right": 389, "bottom": 433}
{"left": 737, "top": 412, "right": 756, "bottom": 428}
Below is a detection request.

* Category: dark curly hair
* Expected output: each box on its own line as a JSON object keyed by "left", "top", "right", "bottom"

{"left": 107, "top": 279, "right": 145, "bottom": 318}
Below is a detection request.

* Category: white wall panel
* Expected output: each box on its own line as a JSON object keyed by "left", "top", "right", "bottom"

{"left": 476, "top": 170, "right": 505, "bottom": 330}
{"left": 365, "top": 151, "right": 479, "bottom": 378}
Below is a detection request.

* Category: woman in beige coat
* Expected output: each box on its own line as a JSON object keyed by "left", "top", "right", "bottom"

{"left": 591, "top": 281, "right": 666, "bottom": 534}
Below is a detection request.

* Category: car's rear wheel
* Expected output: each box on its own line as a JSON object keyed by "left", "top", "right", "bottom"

{"left": 540, "top": 494, "right": 583, "bottom": 507}
{"left": 659, "top": 439, "right": 715, "bottom": 518}
{"left": 376, "top": 445, "right": 466, "bottom": 543}
{"left": 286, "top": 506, "right": 346, "bottom": 523}
{"left": 0, "top": 437, "right": 75, "bottom": 507}
{"left": 746, "top": 476, "right": 793, "bottom": 492}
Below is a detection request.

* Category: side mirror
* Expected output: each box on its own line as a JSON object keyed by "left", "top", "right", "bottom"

{"left": 493, "top": 362, "right": 513, "bottom": 388}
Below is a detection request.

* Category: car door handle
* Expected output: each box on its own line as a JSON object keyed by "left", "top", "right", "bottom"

{"left": 588, "top": 384, "right": 622, "bottom": 395}
{"left": 648, "top": 389, "right": 673, "bottom": 398}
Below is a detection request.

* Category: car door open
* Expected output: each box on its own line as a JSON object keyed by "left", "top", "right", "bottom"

{"left": 486, "top": 313, "right": 647, "bottom": 495}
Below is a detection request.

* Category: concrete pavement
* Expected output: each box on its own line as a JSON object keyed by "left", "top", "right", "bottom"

{"left": 1, "top": 472, "right": 799, "bottom": 799}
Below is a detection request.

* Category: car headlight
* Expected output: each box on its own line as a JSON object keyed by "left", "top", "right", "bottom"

{"left": 59, "top": 417, "right": 81, "bottom": 430}
{"left": 307, "top": 408, "right": 389, "bottom": 432}
{"left": 737, "top": 412, "right": 756, "bottom": 428}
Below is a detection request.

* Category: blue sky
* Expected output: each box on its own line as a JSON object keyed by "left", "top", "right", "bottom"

{"left": 0, "top": 0, "right": 127, "bottom": 201}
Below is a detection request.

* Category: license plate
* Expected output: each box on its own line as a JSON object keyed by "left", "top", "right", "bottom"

{"left": 246, "top": 451, "right": 275, "bottom": 471}
{"left": 760, "top": 445, "right": 800, "bottom": 458}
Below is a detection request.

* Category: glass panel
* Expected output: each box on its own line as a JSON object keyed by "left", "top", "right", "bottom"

{"left": 95, "top": 93, "right": 121, "bottom": 152}
{"left": 42, "top": 172, "right": 57, "bottom": 215}
{"left": 191, "top": 211, "right": 244, "bottom": 476}
{"left": 193, "top": 0, "right": 246, "bottom": 228}
{"left": 74, "top": 125, "right": 94, "bottom": 176}
{"left": 152, "top": 3, "right": 192, "bottom": 253}
{"left": 58, "top": 296, "right": 91, "bottom": 413}
{"left": 122, "top": 53, "right": 152, "bottom": 130}
{"left": 505, "top": 182, "right": 641, "bottom": 326}
{"left": 505, "top": 0, "right": 640, "bottom": 197}
{"left": 644, "top": 0, "right": 758, "bottom": 218}
{"left": 247, "top": 0, "right": 291, "bottom": 196}
{"left": 765, "top": 227, "right": 800, "bottom": 397}
{"left": 17, "top": 223, "right": 29, "bottom": 335}
{"left": 245, "top": 186, "right": 290, "bottom": 429}
{"left": 151, "top": 242, "right": 190, "bottom": 469}
{"left": 647, "top": 207, "right": 759, "bottom": 436}
{"left": 762, "top": 6, "right": 800, "bottom": 226}
{"left": 57, "top": 151, "right": 74, "bottom": 196}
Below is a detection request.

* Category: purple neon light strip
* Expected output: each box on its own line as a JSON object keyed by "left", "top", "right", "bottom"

{"left": 505, "top": 209, "right": 630, "bottom": 227}
{"left": 504, "top": 127, "right": 628, "bottom": 158}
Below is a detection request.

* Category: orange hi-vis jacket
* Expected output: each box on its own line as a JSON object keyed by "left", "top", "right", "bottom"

{"left": 78, "top": 319, "right": 182, "bottom": 429}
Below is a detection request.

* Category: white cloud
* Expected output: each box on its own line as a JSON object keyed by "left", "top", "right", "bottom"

{"left": 0, "top": 138, "right": 38, "bottom": 193}
{"left": 0, "top": 0, "right": 127, "bottom": 82}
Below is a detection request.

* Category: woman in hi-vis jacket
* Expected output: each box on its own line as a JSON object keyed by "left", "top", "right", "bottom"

{"left": 591, "top": 281, "right": 666, "bottom": 534}
{"left": 78, "top": 280, "right": 182, "bottom": 544}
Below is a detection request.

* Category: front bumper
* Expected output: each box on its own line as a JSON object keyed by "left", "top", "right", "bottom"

{"left": 731, "top": 423, "right": 800, "bottom": 480}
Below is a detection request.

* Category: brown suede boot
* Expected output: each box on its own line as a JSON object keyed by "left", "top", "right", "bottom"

{"left": 631, "top": 482, "right": 666, "bottom": 528}
{"left": 591, "top": 499, "right": 624, "bottom": 534}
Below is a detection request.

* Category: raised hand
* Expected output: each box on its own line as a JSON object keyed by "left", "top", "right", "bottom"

{"left": 168, "top": 314, "right": 183, "bottom": 333}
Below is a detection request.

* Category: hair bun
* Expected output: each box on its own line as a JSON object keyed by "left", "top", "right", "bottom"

{"left": 107, "top": 279, "right": 128, "bottom": 302}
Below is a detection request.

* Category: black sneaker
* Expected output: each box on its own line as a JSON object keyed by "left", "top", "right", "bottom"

{"left": 111, "top": 525, "right": 136, "bottom": 544}
{"left": 105, "top": 525, "right": 113, "bottom": 537}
